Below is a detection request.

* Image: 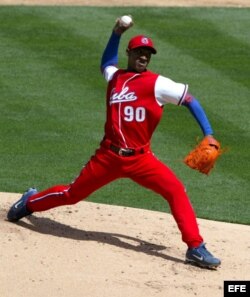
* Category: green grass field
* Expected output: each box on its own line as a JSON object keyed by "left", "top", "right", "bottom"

{"left": 0, "top": 6, "right": 249, "bottom": 224}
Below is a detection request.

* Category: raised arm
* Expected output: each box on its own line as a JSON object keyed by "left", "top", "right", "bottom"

{"left": 100, "top": 16, "right": 133, "bottom": 73}
{"left": 100, "top": 31, "right": 121, "bottom": 72}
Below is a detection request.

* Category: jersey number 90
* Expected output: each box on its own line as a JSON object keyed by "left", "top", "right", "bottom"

{"left": 124, "top": 106, "right": 146, "bottom": 122}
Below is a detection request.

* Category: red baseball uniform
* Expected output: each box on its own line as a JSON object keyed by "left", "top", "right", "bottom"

{"left": 26, "top": 64, "right": 203, "bottom": 248}
{"left": 7, "top": 20, "right": 221, "bottom": 268}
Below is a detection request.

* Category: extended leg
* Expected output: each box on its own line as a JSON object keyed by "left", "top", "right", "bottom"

{"left": 7, "top": 148, "right": 120, "bottom": 220}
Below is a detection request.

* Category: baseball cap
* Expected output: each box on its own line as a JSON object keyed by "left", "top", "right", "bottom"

{"left": 127, "top": 35, "right": 157, "bottom": 54}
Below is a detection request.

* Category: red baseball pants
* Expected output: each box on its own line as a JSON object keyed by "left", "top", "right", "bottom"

{"left": 27, "top": 145, "right": 203, "bottom": 248}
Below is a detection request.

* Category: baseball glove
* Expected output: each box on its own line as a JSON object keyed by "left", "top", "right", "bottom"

{"left": 184, "top": 136, "right": 224, "bottom": 175}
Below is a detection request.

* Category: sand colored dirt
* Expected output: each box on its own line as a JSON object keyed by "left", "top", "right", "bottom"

{"left": 1, "top": 193, "right": 250, "bottom": 297}
{"left": 0, "top": 0, "right": 249, "bottom": 6}
{"left": 0, "top": 0, "right": 250, "bottom": 296}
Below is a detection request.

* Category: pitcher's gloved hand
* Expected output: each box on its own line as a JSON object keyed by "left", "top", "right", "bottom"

{"left": 184, "top": 135, "right": 224, "bottom": 175}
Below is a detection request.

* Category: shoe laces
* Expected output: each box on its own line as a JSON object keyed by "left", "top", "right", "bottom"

{"left": 196, "top": 243, "right": 213, "bottom": 257}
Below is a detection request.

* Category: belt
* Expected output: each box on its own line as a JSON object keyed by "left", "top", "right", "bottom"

{"left": 101, "top": 139, "right": 150, "bottom": 157}
{"left": 110, "top": 144, "right": 136, "bottom": 157}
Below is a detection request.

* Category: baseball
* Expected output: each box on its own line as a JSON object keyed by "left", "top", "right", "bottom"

{"left": 120, "top": 15, "right": 133, "bottom": 26}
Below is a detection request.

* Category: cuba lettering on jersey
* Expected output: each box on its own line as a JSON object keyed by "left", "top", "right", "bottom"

{"left": 104, "top": 69, "right": 163, "bottom": 148}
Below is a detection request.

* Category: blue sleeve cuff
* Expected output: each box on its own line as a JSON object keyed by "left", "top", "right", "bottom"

{"left": 101, "top": 31, "right": 121, "bottom": 72}
{"left": 183, "top": 98, "right": 213, "bottom": 136}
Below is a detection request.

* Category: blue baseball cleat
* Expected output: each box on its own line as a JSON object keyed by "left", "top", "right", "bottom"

{"left": 186, "top": 243, "right": 221, "bottom": 269}
{"left": 7, "top": 188, "right": 38, "bottom": 222}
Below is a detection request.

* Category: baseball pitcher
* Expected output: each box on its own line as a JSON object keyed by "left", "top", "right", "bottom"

{"left": 7, "top": 16, "right": 222, "bottom": 269}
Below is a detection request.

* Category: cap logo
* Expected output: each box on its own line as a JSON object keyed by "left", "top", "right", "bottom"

{"left": 141, "top": 37, "right": 149, "bottom": 44}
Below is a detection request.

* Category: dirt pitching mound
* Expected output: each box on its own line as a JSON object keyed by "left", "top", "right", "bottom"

{"left": 1, "top": 192, "right": 249, "bottom": 297}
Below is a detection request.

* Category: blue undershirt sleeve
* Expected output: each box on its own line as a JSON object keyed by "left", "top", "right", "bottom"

{"left": 101, "top": 31, "right": 121, "bottom": 72}
{"left": 182, "top": 97, "right": 214, "bottom": 136}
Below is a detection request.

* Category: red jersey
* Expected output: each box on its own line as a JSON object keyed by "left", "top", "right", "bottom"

{"left": 103, "top": 67, "right": 188, "bottom": 148}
